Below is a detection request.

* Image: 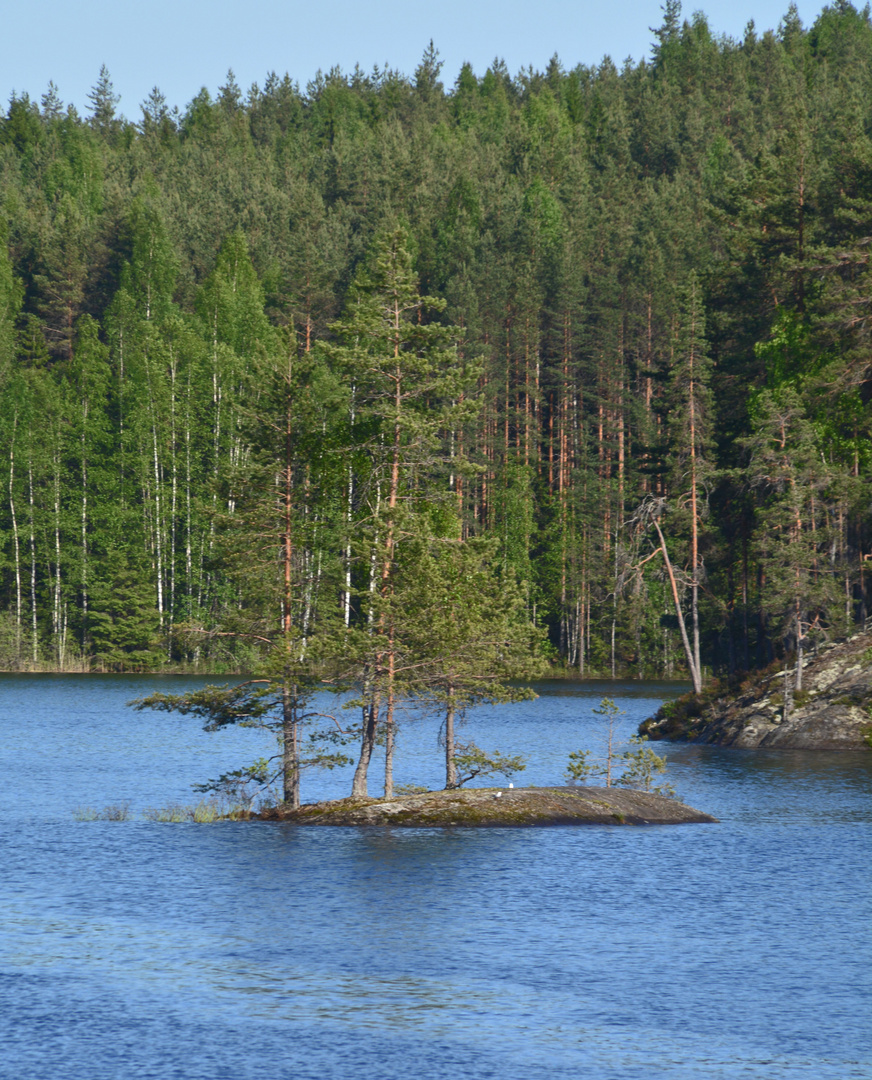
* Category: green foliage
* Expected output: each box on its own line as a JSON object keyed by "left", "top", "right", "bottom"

{"left": 87, "top": 66, "right": 120, "bottom": 134}
{"left": 0, "top": 5, "right": 869, "bottom": 692}
{"left": 616, "top": 735, "right": 673, "bottom": 795}
{"left": 0, "top": 227, "right": 22, "bottom": 376}
{"left": 89, "top": 551, "right": 163, "bottom": 670}
{"left": 567, "top": 715, "right": 674, "bottom": 794}
{"left": 754, "top": 310, "right": 820, "bottom": 391}
{"left": 564, "top": 749, "right": 594, "bottom": 785}
{"left": 131, "top": 665, "right": 357, "bottom": 806}
{"left": 567, "top": 696, "right": 671, "bottom": 791}
{"left": 397, "top": 529, "right": 548, "bottom": 698}
{"left": 451, "top": 741, "right": 527, "bottom": 788}
{"left": 593, "top": 696, "right": 623, "bottom": 787}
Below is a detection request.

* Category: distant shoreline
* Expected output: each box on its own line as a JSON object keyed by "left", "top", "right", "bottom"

{"left": 0, "top": 666, "right": 692, "bottom": 686}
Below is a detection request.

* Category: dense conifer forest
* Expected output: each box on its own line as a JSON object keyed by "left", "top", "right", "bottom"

{"left": 0, "top": 1, "right": 869, "bottom": 681}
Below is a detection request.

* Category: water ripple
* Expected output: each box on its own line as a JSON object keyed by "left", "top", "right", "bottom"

{"left": 0, "top": 675, "right": 869, "bottom": 1080}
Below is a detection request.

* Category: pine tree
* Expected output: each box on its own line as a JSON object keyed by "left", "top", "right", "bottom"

{"left": 743, "top": 387, "right": 835, "bottom": 703}
{"left": 132, "top": 275, "right": 349, "bottom": 808}
{"left": 390, "top": 528, "right": 546, "bottom": 788}
{"left": 321, "top": 226, "right": 478, "bottom": 796}
{"left": 664, "top": 271, "right": 715, "bottom": 689}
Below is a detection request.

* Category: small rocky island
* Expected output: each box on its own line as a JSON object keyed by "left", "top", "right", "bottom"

{"left": 257, "top": 786, "right": 717, "bottom": 827}
{"left": 640, "top": 631, "right": 872, "bottom": 749}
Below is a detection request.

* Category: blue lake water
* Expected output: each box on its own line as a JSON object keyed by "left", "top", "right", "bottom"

{"left": 0, "top": 674, "right": 869, "bottom": 1080}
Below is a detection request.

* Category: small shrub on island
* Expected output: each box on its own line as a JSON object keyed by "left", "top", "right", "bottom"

{"left": 566, "top": 698, "right": 675, "bottom": 796}
{"left": 564, "top": 749, "right": 594, "bottom": 785}
{"left": 616, "top": 736, "right": 674, "bottom": 796}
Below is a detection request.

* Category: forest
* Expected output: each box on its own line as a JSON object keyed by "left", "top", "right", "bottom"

{"left": 0, "top": 0, "right": 869, "bottom": 691}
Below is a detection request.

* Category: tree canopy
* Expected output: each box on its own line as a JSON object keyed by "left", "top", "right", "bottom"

{"left": 0, "top": 4, "right": 869, "bottom": 695}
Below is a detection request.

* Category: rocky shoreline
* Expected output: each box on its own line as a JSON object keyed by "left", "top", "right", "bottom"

{"left": 256, "top": 786, "right": 717, "bottom": 827}
{"left": 640, "top": 631, "right": 872, "bottom": 749}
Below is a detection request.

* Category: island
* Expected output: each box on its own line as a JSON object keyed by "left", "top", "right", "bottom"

{"left": 255, "top": 786, "right": 717, "bottom": 827}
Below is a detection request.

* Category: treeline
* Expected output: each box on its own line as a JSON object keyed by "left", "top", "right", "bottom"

{"left": 0, "top": 1, "right": 869, "bottom": 677}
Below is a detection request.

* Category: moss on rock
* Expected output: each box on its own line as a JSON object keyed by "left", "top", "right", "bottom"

{"left": 256, "top": 786, "right": 717, "bottom": 827}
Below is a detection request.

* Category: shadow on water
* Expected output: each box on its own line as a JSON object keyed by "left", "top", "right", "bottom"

{"left": 530, "top": 677, "right": 692, "bottom": 699}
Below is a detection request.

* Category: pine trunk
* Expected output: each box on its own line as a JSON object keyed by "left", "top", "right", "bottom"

{"left": 351, "top": 693, "right": 379, "bottom": 797}
{"left": 444, "top": 691, "right": 457, "bottom": 789}
{"left": 282, "top": 685, "right": 300, "bottom": 809}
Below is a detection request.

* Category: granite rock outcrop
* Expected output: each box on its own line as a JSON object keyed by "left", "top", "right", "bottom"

{"left": 640, "top": 632, "right": 872, "bottom": 749}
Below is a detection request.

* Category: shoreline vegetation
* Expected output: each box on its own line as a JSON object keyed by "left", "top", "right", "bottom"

{"left": 0, "top": 662, "right": 695, "bottom": 681}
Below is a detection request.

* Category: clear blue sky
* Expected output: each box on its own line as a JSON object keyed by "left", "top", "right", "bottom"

{"left": 2, "top": 0, "right": 824, "bottom": 118}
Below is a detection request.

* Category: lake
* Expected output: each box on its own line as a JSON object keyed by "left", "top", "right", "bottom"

{"left": 0, "top": 674, "right": 869, "bottom": 1079}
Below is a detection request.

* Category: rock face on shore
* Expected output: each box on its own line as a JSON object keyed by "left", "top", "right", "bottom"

{"left": 640, "top": 631, "right": 872, "bottom": 750}
{"left": 257, "top": 786, "right": 717, "bottom": 827}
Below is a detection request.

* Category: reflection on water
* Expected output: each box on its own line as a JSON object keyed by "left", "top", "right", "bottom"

{"left": 0, "top": 675, "right": 869, "bottom": 1080}
{"left": 530, "top": 677, "right": 693, "bottom": 699}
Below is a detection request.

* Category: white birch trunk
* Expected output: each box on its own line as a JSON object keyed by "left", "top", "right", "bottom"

{"left": 8, "top": 419, "right": 22, "bottom": 661}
